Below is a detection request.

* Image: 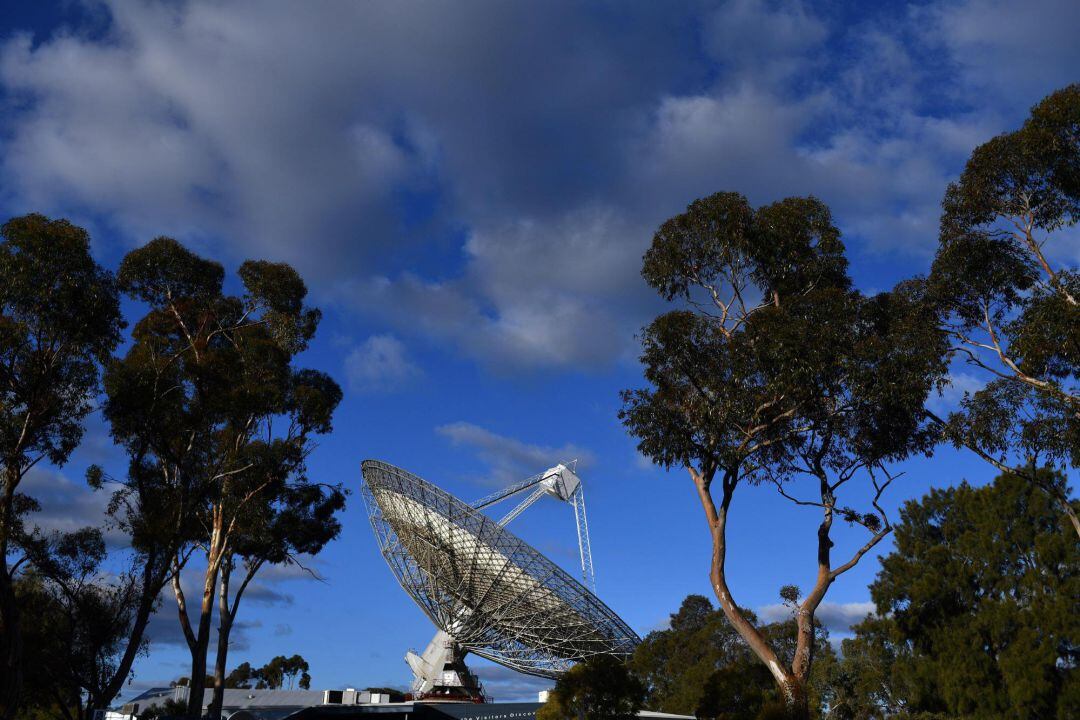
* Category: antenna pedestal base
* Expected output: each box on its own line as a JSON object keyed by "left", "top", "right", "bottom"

{"left": 405, "top": 630, "right": 486, "bottom": 703}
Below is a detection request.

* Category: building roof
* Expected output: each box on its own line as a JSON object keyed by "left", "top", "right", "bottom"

{"left": 208, "top": 690, "right": 328, "bottom": 708}
{"left": 118, "top": 687, "right": 327, "bottom": 713}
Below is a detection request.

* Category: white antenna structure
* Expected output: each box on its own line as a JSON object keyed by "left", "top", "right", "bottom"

{"left": 469, "top": 460, "right": 597, "bottom": 592}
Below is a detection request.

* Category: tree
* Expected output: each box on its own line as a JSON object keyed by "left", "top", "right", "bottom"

{"left": 12, "top": 527, "right": 145, "bottom": 720}
{"left": 223, "top": 663, "right": 255, "bottom": 689}
{"left": 621, "top": 193, "right": 946, "bottom": 717}
{"left": 839, "top": 470, "right": 1078, "bottom": 719}
{"left": 254, "top": 655, "right": 311, "bottom": 691}
{"left": 629, "top": 594, "right": 762, "bottom": 715}
{"left": 816, "top": 616, "right": 915, "bottom": 720}
{"left": 926, "top": 84, "right": 1080, "bottom": 537}
{"left": 6, "top": 465, "right": 182, "bottom": 720}
{"left": 537, "top": 655, "right": 646, "bottom": 720}
{"left": 67, "top": 452, "right": 202, "bottom": 717}
{"left": 208, "top": 482, "right": 345, "bottom": 719}
{"left": 0, "top": 214, "right": 123, "bottom": 720}
{"left": 10, "top": 571, "right": 80, "bottom": 720}
{"left": 138, "top": 698, "right": 187, "bottom": 720}
{"left": 630, "top": 594, "right": 833, "bottom": 719}
{"left": 103, "top": 238, "right": 335, "bottom": 719}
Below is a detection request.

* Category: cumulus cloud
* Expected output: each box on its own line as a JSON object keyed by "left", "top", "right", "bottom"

{"left": 0, "top": 1, "right": 424, "bottom": 276}
{"left": 928, "top": 0, "right": 1080, "bottom": 105}
{"left": 436, "top": 422, "right": 593, "bottom": 488}
{"left": 472, "top": 664, "right": 552, "bottom": 703}
{"left": 757, "top": 600, "right": 875, "bottom": 636}
{"left": 344, "top": 334, "right": 423, "bottom": 393}
{"left": 701, "top": 0, "right": 829, "bottom": 86}
{"left": 18, "top": 467, "right": 125, "bottom": 546}
{"left": 341, "top": 206, "right": 659, "bottom": 370}
{"left": 0, "top": 0, "right": 1065, "bottom": 373}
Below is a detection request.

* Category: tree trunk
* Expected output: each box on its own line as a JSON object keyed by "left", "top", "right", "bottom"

{"left": 185, "top": 518, "right": 225, "bottom": 720}
{"left": 209, "top": 557, "right": 263, "bottom": 720}
{"left": 92, "top": 549, "right": 171, "bottom": 713}
{"left": 184, "top": 571, "right": 217, "bottom": 719}
{"left": 690, "top": 467, "right": 802, "bottom": 713}
{"left": 777, "top": 677, "right": 809, "bottom": 720}
{"left": 0, "top": 468, "right": 24, "bottom": 720}
{"left": 208, "top": 561, "right": 233, "bottom": 720}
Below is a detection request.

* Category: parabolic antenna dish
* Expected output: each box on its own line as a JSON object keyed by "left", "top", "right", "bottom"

{"left": 360, "top": 459, "right": 640, "bottom": 679}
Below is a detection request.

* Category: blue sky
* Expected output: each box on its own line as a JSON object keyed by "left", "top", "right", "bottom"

{"left": 2, "top": 0, "right": 1078, "bottom": 704}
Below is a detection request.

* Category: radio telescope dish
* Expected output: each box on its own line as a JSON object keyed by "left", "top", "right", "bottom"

{"left": 360, "top": 459, "right": 639, "bottom": 698}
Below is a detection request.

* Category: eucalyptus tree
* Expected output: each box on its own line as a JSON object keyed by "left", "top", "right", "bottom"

{"left": 207, "top": 480, "right": 345, "bottom": 719}
{"left": 11, "top": 527, "right": 141, "bottom": 720}
{"left": 252, "top": 655, "right": 312, "bottom": 691}
{"left": 104, "top": 238, "right": 337, "bottom": 719}
{"left": 0, "top": 215, "right": 122, "bottom": 720}
{"left": 927, "top": 84, "right": 1080, "bottom": 537}
{"left": 621, "top": 193, "right": 946, "bottom": 717}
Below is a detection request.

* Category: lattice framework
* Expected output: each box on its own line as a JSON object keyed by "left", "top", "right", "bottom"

{"left": 360, "top": 460, "right": 640, "bottom": 679}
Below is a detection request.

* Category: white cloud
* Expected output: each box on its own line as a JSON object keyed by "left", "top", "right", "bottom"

{"left": 0, "top": 0, "right": 1068, "bottom": 373}
{"left": 338, "top": 206, "right": 660, "bottom": 371}
{"left": 927, "top": 371, "right": 986, "bottom": 414}
{"left": 634, "top": 451, "right": 656, "bottom": 472}
{"left": 702, "top": 0, "right": 828, "bottom": 85}
{"left": 928, "top": 0, "right": 1080, "bottom": 105}
{"left": 472, "top": 664, "right": 552, "bottom": 703}
{"left": 436, "top": 422, "right": 593, "bottom": 488}
{"left": 0, "top": 1, "right": 424, "bottom": 276}
{"left": 18, "top": 467, "right": 125, "bottom": 546}
{"left": 344, "top": 334, "right": 422, "bottom": 393}
{"left": 757, "top": 600, "right": 875, "bottom": 635}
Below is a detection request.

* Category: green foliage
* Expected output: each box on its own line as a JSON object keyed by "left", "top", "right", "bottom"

{"left": 0, "top": 212, "right": 123, "bottom": 480}
{"left": 224, "top": 663, "right": 255, "bottom": 689}
{"left": 817, "top": 617, "right": 909, "bottom": 719}
{"left": 1, "top": 213, "right": 123, "bottom": 718}
{"left": 629, "top": 595, "right": 834, "bottom": 719}
{"left": 621, "top": 192, "right": 947, "bottom": 714}
{"left": 926, "top": 84, "right": 1080, "bottom": 531}
{"left": 624, "top": 191, "right": 946, "bottom": 491}
{"left": 102, "top": 236, "right": 342, "bottom": 716}
{"left": 835, "top": 470, "right": 1079, "bottom": 719}
{"left": 537, "top": 655, "right": 646, "bottom": 720}
{"left": 253, "top": 655, "right": 311, "bottom": 690}
{"left": 12, "top": 528, "right": 141, "bottom": 720}
{"left": 695, "top": 662, "right": 774, "bottom": 720}
{"left": 139, "top": 698, "right": 187, "bottom": 720}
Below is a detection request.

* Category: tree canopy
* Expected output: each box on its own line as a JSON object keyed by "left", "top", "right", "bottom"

{"left": 621, "top": 192, "right": 946, "bottom": 716}
{"left": 927, "top": 84, "right": 1080, "bottom": 536}
{"left": 537, "top": 655, "right": 646, "bottom": 720}
{"left": 833, "top": 469, "right": 1078, "bottom": 719}
{"left": 629, "top": 594, "right": 833, "bottom": 720}
{"left": 102, "top": 237, "right": 341, "bottom": 719}
{"left": 0, "top": 214, "right": 123, "bottom": 720}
